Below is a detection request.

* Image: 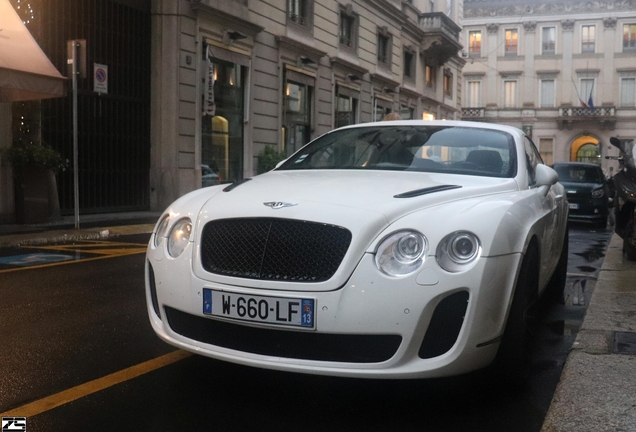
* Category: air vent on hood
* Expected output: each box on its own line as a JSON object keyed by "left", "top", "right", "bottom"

{"left": 223, "top": 178, "right": 252, "bottom": 192}
{"left": 394, "top": 185, "right": 462, "bottom": 198}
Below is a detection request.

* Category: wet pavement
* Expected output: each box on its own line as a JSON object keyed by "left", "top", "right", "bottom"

{"left": 0, "top": 217, "right": 631, "bottom": 431}
{"left": 541, "top": 232, "right": 636, "bottom": 432}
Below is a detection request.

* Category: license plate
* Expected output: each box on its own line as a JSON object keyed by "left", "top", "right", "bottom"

{"left": 202, "top": 289, "right": 315, "bottom": 329}
{"left": 569, "top": 203, "right": 579, "bottom": 210}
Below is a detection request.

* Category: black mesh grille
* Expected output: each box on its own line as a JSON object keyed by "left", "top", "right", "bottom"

{"left": 147, "top": 261, "right": 160, "bottom": 317}
{"left": 200, "top": 218, "right": 352, "bottom": 282}
{"left": 165, "top": 307, "right": 402, "bottom": 363}
{"left": 419, "top": 291, "right": 469, "bottom": 359}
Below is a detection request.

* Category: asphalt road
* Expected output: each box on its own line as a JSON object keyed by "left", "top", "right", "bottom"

{"left": 0, "top": 226, "right": 612, "bottom": 432}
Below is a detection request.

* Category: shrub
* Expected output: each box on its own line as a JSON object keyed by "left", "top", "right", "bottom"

{"left": 257, "top": 146, "right": 287, "bottom": 174}
{"left": 3, "top": 142, "right": 68, "bottom": 172}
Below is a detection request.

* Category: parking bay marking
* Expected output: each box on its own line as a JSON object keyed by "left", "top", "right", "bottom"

{"left": 0, "top": 350, "right": 193, "bottom": 418}
{"left": 0, "top": 241, "right": 147, "bottom": 273}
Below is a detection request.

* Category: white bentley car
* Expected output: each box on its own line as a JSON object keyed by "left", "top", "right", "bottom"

{"left": 145, "top": 120, "right": 569, "bottom": 384}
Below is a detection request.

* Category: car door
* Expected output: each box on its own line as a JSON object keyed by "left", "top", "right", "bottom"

{"left": 524, "top": 136, "right": 563, "bottom": 287}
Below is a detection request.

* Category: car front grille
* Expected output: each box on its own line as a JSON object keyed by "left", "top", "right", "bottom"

{"left": 200, "top": 218, "right": 352, "bottom": 282}
{"left": 165, "top": 307, "right": 402, "bottom": 363}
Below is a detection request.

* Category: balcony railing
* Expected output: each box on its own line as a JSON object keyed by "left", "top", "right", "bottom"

{"left": 559, "top": 106, "right": 615, "bottom": 117}
{"left": 418, "top": 12, "right": 462, "bottom": 65}
{"left": 461, "top": 106, "right": 618, "bottom": 130}
{"left": 558, "top": 106, "right": 616, "bottom": 130}
{"left": 461, "top": 107, "right": 485, "bottom": 118}
{"left": 419, "top": 12, "right": 460, "bottom": 40}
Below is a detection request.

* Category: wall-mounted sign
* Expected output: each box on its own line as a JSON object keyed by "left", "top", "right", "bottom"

{"left": 94, "top": 63, "right": 108, "bottom": 94}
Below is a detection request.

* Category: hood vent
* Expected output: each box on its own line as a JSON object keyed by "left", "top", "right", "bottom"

{"left": 223, "top": 178, "right": 252, "bottom": 192}
{"left": 394, "top": 185, "right": 462, "bottom": 199}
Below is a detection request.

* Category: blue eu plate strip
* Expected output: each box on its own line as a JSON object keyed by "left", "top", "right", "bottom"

{"left": 203, "top": 288, "right": 212, "bottom": 314}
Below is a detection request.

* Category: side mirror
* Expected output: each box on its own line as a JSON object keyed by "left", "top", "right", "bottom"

{"left": 610, "top": 137, "right": 621, "bottom": 149}
{"left": 536, "top": 164, "right": 559, "bottom": 187}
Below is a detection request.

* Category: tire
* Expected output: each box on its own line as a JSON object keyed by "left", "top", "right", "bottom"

{"left": 545, "top": 228, "right": 568, "bottom": 304}
{"left": 493, "top": 246, "right": 540, "bottom": 389}
{"left": 624, "top": 237, "right": 636, "bottom": 261}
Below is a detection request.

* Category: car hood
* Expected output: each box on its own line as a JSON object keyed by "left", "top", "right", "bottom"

{"left": 560, "top": 181, "right": 604, "bottom": 195}
{"left": 200, "top": 170, "right": 518, "bottom": 220}
{"left": 191, "top": 170, "right": 520, "bottom": 291}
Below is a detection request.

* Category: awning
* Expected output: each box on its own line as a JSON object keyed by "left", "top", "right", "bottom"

{"left": 0, "top": 0, "right": 66, "bottom": 102}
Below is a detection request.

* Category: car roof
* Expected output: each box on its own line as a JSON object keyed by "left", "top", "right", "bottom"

{"left": 553, "top": 162, "right": 601, "bottom": 168}
{"left": 333, "top": 120, "right": 525, "bottom": 138}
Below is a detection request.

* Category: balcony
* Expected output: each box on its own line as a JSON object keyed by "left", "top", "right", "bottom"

{"left": 558, "top": 106, "right": 616, "bottom": 130}
{"left": 461, "top": 107, "right": 485, "bottom": 118}
{"left": 418, "top": 12, "right": 462, "bottom": 66}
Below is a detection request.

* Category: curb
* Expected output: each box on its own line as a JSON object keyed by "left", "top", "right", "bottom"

{"left": 0, "top": 224, "right": 155, "bottom": 248}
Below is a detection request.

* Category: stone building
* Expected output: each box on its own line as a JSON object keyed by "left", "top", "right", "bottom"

{"left": 461, "top": 0, "right": 636, "bottom": 175}
{"left": 151, "top": 0, "right": 465, "bottom": 210}
{"left": 0, "top": 0, "right": 464, "bottom": 223}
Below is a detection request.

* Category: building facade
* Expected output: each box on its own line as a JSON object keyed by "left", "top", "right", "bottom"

{"left": 461, "top": 0, "right": 636, "bottom": 176}
{"left": 150, "top": 0, "right": 465, "bottom": 211}
{"left": 1, "top": 0, "right": 465, "bottom": 223}
{"left": 0, "top": 0, "right": 151, "bottom": 224}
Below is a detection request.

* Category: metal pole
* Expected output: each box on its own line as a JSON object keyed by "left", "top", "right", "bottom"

{"left": 72, "top": 41, "right": 80, "bottom": 229}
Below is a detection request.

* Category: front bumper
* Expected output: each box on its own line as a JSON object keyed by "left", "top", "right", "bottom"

{"left": 567, "top": 197, "right": 609, "bottom": 223}
{"left": 145, "top": 242, "right": 521, "bottom": 379}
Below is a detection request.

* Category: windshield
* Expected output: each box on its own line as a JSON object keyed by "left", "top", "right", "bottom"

{"left": 625, "top": 140, "right": 636, "bottom": 172}
{"left": 554, "top": 165, "right": 604, "bottom": 184}
{"left": 277, "top": 125, "right": 517, "bottom": 178}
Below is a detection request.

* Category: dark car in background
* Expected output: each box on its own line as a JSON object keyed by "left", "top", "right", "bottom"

{"left": 553, "top": 162, "right": 611, "bottom": 227}
{"left": 201, "top": 164, "right": 221, "bottom": 187}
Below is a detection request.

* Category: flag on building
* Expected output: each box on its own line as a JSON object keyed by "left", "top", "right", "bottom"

{"left": 587, "top": 81, "right": 595, "bottom": 109}
{"left": 572, "top": 77, "right": 588, "bottom": 108}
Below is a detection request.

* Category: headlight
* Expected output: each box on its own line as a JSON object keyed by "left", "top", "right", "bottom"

{"left": 154, "top": 215, "right": 170, "bottom": 247}
{"left": 375, "top": 230, "right": 428, "bottom": 276}
{"left": 167, "top": 218, "right": 192, "bottom": 258}
{"left": 436, "top": 231, "right": 481, "bottom": 273}
{"left": 591, "top": 188, "right": 605, "bottom": 198}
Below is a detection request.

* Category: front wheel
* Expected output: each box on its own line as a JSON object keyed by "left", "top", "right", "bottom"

{"left": 493, "top": 246, "right": 540, "bottom": 389}
{"left": 545, "top": 228, "right": 568, "bottom": 304}
{"left": 624, "top": 237, "right": 636, "bottom": 261}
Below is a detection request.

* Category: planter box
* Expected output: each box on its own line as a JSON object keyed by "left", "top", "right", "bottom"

{"left": 14, "top": 166, "right": 61, "bottom": 224}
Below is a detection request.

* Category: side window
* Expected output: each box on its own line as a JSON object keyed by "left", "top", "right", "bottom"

{"left": 523, "top": 136, "right": 543, "bottom": 186}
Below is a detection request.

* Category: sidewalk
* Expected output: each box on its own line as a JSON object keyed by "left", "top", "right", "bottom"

{"left": 0, "top": 211, "right": 160, "bottom": 247}
{"left": 541, "top": 234, "right": 636, "bottom": 432}
{"left": 1, "top": 216, "right": 634, "bottom": 431}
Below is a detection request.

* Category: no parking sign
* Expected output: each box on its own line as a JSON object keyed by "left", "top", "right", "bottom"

{"left": 94, "top": 63, "right": 108, "bottom": 94}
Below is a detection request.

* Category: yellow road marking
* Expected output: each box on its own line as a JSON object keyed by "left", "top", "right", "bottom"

{"left": 23, "top": 241, "right": 147, "bottom": 254}
{"left": 0, "top": 239, "right": 149, "bottom": 273}
{"left": 67, "top": 247, "right": 147, "bottom": 255}
{"left": 0, "top": 350, "right": 193, "bottom": 418}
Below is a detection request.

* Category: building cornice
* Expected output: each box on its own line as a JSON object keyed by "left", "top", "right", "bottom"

{"left": 465, "top": 0, "right": 636, "bottom": 18}
{"left": 190, "top": 0, "right": 264, "bottom": 35}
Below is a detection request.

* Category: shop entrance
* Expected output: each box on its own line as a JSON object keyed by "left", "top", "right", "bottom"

{"left": 201, "top": 50, "right": 246, "bottom": 185}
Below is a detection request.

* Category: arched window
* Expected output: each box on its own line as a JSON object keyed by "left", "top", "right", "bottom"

{"left": 576, "top": 143, "right": 600, "bottom": 164}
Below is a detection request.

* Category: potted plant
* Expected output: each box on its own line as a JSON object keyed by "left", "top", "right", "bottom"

{"left": 3, "top": 142, "right": 68, "bottom": 224}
